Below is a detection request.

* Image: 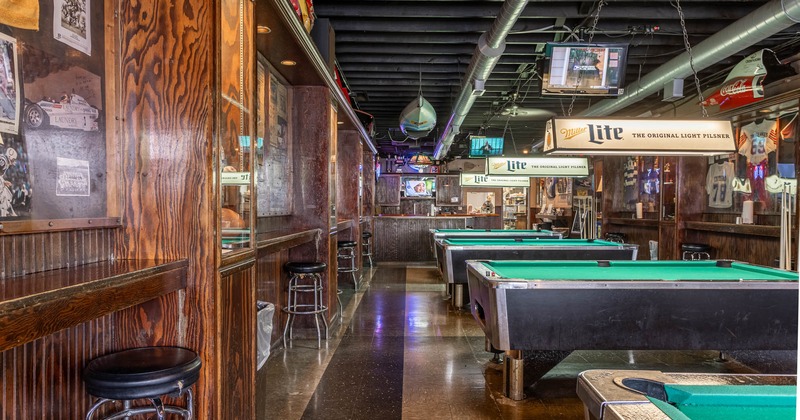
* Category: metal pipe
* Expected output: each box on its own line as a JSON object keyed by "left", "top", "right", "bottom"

{"left": 580, "top": 0, "right": 800, "bottom": 117}
{"left": 434, "top": 0, "right": 529, "bottom": 160}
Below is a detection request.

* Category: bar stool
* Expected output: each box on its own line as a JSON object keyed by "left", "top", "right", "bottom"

{"left": 83, "top": 347, "right": 201, "bottom": 420}
{"left": 283, "top": 262, "right": 329, "bottom": 348}
{"left": 605, "top": 232, "right": 627, "bottom": 244}
{"left": 681, "top": 243, "right": 712, "bottom": 260}
{"left": 337, "top": 241, "right": 359, "bottom": 290}
{"left": 361, "top": 232, "right": 374, "bottom": 267}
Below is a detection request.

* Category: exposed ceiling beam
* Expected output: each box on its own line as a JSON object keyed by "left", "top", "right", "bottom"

{"left": 316, "top": 3, "right": 757, "bottom": 20}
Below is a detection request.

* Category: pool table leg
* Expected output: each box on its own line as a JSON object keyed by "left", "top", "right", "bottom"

{"left": 504, "top": 350, "right": 525, "bottom": 401}
{"left": 453, "top": 284, "right": 464, "bottom": 309}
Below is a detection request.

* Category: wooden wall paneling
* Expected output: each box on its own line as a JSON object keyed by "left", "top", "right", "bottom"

{"left": 0, "top": 228, "right": 116, "bottom": 279}
{"left": 600, "top": 157, "right": 626, "bottom": 220}
{"left": 0, "top": 227, "right": 117, "bottom": 416}
{"left": 290, "top": 87, "right": 332, "bottom": 234}
{"left": 1, "top": 316, "right": 114, "bottom": 419}
{"left": 605, "top": 222, "right": 659, "bottom": 261}
{"left": 337, "top": 130, "right": 363, "bottom": 268}
{"left": 336, "top": 130, "right": 361, "bottom": 221}
{"left": 675, "top": 156, "right": 709, "bottom": 250}
{"left": 362, "top": 151, "right": 376, "bottom": 217}
{"left": 436, "top": 175, "right": 462, "bottom": 207}
{"left": 116, "top": 0, "right": 216, "bottom": 414}
{"left": 376, "top": 175, "right": 401, "bottom": 206}
{"left": 255, "top": 249, "right": 288, "bottom": 346}
{"left": 683, "top": 229, "right": 780, "bottom": 266}
{"left": 254, "top": 248, "right": 286, "bottom": 419}
{"left": 374, "top": 217, "right": 467, "bottom": 262}
{"left": 471, "top": 216, "right": 502, "bottom": 230}
{"left": 289, "top": 87, "right": 333, "bottom": 325}
{"left": 218, "top": 261, "right": 256, "bottom": 419}
{"left": 659, "top": 223, "right": 677, "bottom": 260}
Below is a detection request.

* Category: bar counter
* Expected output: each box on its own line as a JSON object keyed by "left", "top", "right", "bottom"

{"left": 374, "top": 214, "right": 501, "bottom": 261}
{"left": 0, "top": 259, "right": 188, "bottom": 353}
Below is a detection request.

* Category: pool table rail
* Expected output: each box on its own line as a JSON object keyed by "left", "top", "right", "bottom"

{"left": 466, "top": 260, "right": 800, "bottom": 290}
{"left": 577, "top": 369, "right": 797, "bottom": 420}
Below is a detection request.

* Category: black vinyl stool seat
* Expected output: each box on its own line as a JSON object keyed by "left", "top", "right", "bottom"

{"left": 681, "top": 243, "right": 712, "bottom": 260}
{"left": 284, "top": 261, "right": 327, "bottom": 274}
{"left": 337, "top": 240, "right": 360, "bottom": 290}
{"left": 283, "top": 262, "right": 329, "bottom": 348}
{"left": 361, "top": 231, "right": 374, "bottom": 267}
{"left": 83, "top": 347, "right": 201, "bottom": 420}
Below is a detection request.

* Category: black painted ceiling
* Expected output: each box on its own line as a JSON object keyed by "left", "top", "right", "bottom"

{"left": 312, "top": 0, "right": 800, "bottom": 159}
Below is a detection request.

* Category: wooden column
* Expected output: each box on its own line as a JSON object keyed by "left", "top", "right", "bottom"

{"left": 114, "top": 0, "right": 219, "bottom": 415}
{"left": 289, "top": 87, "right": 334, "bottom": 320}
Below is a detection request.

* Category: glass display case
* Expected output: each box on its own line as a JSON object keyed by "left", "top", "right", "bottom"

{"left": 218, "top": 0, "right": 254, "bottom": 253}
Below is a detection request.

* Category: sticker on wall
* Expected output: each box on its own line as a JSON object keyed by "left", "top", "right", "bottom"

{"left": 53, "top": 0, "right": 92, "bottom": 56}
{"left": 56, "top": 157, "right": 90, "bottom": 196}
{"left": 0, "top": 135, "right": 32, "bottom": 219}
{"left": 0, "top": 32, "right": 21, "bottom": 135}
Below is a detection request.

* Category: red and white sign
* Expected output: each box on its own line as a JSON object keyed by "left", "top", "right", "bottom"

{"left": 702, "top": 50, "right": 767, "bottom": 111}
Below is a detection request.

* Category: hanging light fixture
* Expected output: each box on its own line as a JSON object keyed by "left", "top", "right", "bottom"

{"left": 408, "top": 153, "right": 432, "bottom": 166}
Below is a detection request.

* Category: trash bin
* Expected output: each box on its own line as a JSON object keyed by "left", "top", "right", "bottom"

{"left": 256, "top": 301, "right": 275, "bottom": 371}
{"left": 648, "top": 240, "right": 658, "bottom": 261}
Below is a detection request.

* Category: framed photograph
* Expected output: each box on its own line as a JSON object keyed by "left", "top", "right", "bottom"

{"left": 0, "top": 33, "right": 20, "bottom": 135}
{"left": 54, "top": 0, "right": 92, "bottom": 55}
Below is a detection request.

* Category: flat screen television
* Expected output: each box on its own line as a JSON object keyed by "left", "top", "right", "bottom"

{"left": 469, "top": 136, "right": 504, "bottom": 157}
{"left": 540, "top": 42, "right": 628, "bottom": 97}
{"left": 403, "top": 177, "right": 435, "bottom": 197}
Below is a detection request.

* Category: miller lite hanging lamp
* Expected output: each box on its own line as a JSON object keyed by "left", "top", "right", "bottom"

{"left": 542, "top": 117, "right": 736, "bottom": 156}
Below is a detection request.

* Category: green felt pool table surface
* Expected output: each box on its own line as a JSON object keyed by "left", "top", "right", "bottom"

{"left": 481, "top": 260, "right": 799, "bottom": 281}
{"left": 442, "top": 238, "right": 621, "bottom": 247}
{"left": 434, "top": 229, "right": 558, "bottom": 233}
{"left": 649, "top": 384, "right": 796, "bottom": 420}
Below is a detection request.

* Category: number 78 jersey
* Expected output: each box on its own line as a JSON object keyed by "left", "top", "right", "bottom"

{"left": 706, "top": 161, "right": 734, "bottom": 208}
{"left": 737, "top": 119, "right": 778, "bottom": 164}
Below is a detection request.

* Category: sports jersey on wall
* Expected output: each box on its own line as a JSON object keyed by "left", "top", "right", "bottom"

{"left": 747, "top": 161, "right": 769, "bottom": 203}
{"left": 737, "top": 119, "right": 778, "bottom": 164}
{"left": 705, "top": 161, "right": 734, "bottom": 208}
{"left": 623, "top": 156, "right": 638, "bottom": 205}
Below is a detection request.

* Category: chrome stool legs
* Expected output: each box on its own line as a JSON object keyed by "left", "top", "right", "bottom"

{"left": 337, "top": 243, "right": 359, "bottom": 290}
{"left": 283, "top": 271, "right": 329, "bottom": 349}
{"left": 361, "top": 233, "right": 373, "bottom": 267}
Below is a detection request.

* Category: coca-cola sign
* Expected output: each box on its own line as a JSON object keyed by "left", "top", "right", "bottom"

{"left": 702, "top": 51, "right": 767, "bottom": 111}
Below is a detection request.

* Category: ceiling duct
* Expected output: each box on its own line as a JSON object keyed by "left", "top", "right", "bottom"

{"left": 580, "top": 0, "right": 800, "bottom": 117}
{"left": 433, "top": 0, "right": 530, "bottom": 160}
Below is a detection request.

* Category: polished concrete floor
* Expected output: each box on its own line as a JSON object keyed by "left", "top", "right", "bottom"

{"left": 261, "top": 264, "right": 793, "bottom": 419}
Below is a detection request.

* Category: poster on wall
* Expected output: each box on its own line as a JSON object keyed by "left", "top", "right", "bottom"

{"left": 55, "top": 157, "right": 90, "bottom": 196}
{"left": 0, "top": 33, "right": 20, "bottom": 135}
{"left": 22, "top": 46, "right": 106, "bottom": 219}
{"left": 53, "top": 0, "right": 92, "bottom": 56}
{"left": 0, "top": 134, "right": 32, "bottom": 219}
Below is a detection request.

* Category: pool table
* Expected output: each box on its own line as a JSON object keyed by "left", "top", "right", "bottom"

{"left": 437, "top": 238, "right": 638, "bottom": 308}
{"left": 577, "top": 369, "right": 796, "bottom": 420}
{"left": 430, "top": 228, "right": 563, "bottom": 240}
{"left": 466, "top": 260, "right": 799, "bottom": 400}
{"left": 431, "top": 228, "right": 563, "bottom": 274}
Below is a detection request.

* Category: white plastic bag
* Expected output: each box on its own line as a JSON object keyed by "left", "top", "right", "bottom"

{"left": 256, "top": 301, "right": 275, "bottom": 371}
